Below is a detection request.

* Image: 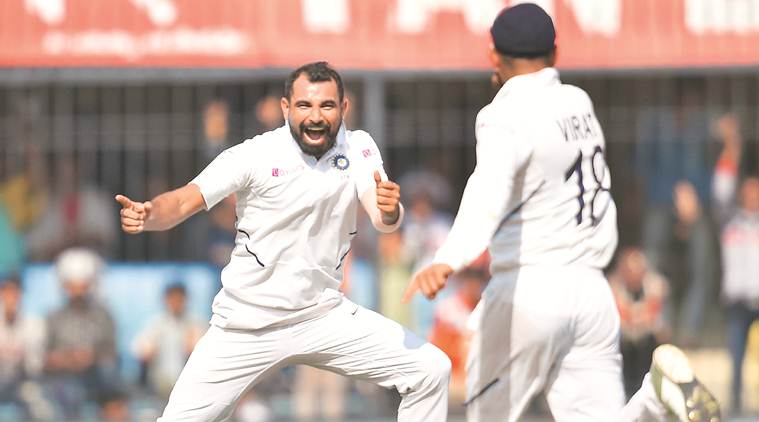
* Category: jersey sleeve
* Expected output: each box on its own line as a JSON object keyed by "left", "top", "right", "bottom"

{"left": 351, "top": 131, "right": 388, "bottom": 197}
{"left": 432, "top": 111, "right": 534, "bottom": 271}
{"left": 190, "top": 142, "right": 256, "bottom": 209}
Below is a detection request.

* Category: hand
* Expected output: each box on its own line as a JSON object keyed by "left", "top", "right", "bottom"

{"left": 713, "top": 114, "right": 741, "bottom": 146}
{"left": 46, "top": 350, "right": 69, "bottom": 371}
{"left": 374, "top": 171, "right": 401, "bottom": 225}
{"left": 115, "top": 194, "right": 152, "bottom": 234}
{"left": 402, "top": 263, "right": 454, "bottom": 303}
{"left": 673, "top": 181, "right": 700, "bottom": 225}
{"left": 713, "top": 114, "right": 742, "bottom": 164}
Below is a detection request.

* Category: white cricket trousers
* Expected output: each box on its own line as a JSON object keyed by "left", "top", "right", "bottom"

{"left": 465, "top": 265, "right": 669, "bottom": 422}
{"left": 158, "top": 298, "right": 451, "bottom": 422}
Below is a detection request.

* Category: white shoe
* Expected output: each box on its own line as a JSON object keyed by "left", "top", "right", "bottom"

{"left": 650, "top": 344, "right": 721, "bottom": 422}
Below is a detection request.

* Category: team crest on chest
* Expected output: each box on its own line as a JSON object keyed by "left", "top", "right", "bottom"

{"left": 331, "top": 153, "right": 350, "bottom": 171}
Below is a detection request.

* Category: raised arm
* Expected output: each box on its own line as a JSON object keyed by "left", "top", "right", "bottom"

{"left": 712, "top": 114, "right": 743, "bottom": 224}
{"left": 115, "top": 183, "right": 206, "bottom": 234}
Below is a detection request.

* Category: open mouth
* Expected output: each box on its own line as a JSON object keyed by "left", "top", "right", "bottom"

{"left": 303, "top": 126, "right": 328, "bottom": 143}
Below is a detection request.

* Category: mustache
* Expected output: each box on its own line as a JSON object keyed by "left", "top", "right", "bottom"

{"left": 300, "top": 122, "right": 330, "bottom": 132}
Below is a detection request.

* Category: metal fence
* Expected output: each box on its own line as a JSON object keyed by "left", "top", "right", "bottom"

{"left": 1, "top": 70, "right": 757, "bottom": 261}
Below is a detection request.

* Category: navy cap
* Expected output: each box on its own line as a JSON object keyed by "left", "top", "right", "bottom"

{"left": 490, "top": 3, "right": 556, "bottom": 57}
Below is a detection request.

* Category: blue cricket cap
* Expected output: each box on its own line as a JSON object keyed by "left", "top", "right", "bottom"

{"left": 490, "top": 3, "right": 556, "bottom": 57}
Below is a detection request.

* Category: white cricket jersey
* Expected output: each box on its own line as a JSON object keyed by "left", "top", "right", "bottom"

{"left": 433, "top": 67, "right": 618, "bottom": 274}
{"left": 191, "top": 124, "right": 393, "bottom": 330}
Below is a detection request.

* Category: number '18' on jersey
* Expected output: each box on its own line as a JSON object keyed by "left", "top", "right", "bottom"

{"left": 493, "top": 68, "right": 617, "bottom": 271}
{"left": 433, "top": 68, "right": 618, "bottom": 274}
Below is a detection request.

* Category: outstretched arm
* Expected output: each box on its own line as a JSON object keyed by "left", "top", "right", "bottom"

{"left": 115, "top": 183, "right": 206, "bottom": 234}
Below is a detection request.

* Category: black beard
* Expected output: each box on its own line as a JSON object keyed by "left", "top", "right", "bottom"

{"left": 289, "top": 120, "right": 339, "bottom": 159}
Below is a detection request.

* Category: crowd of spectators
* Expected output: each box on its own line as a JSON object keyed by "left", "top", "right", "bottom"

{"left": 0, "top": 88, "right": 758, "bottom": 420}
{"left": 616, "top": 88, "right": 759, "bottom": 416}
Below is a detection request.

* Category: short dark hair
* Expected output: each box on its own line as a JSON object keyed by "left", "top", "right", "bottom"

{"left": 284, "top": 61, "right": 344, "bottom": 102}
{"left": 165, "top": 282, "right": 186, "bottom": 297}
{"left": 499, "top": 47, "right": 556, "bottom": 66}
{"left": 1, "top": 274, "right": 21, "bottom": 289}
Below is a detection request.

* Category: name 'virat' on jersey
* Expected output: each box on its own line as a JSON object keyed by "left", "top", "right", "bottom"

{"left": 433, "top": 68, "right": 617, "bottom": 273}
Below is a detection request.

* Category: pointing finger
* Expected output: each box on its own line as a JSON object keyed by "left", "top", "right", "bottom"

{"left": 402, "top": 278, "right": 419, "bottom": 303}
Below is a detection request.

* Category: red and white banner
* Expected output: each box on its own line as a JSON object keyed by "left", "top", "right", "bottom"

{"left": 2, "top": 0, "right": 759, "bottom": 70}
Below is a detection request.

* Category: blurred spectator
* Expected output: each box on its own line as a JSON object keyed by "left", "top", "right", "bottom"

{"left": 292, "top": 366, "right": 348, "bottom": 421}
{"left": 254, "top": 95, "right": 284, "bottom": 132}
{"left": 0, "top": 205, "right": 24, "bottom": 276}
{"left": 203, "top": 100, "right": 231, "bottom": 161}
{"left": 402, "top": 188, "right": 452, "bottom": 272}
{"left": 26, "top": 156, "right": 116, "bottom": 261}
{"left": 133, "top": 283, "right": 204, "bottom": 400}
{"left": 712, "top": 115, "right": 759, "bottom": 414}
{"left": 608, "top": 247, "right": 670, "bottom": 398}
{"left": 341, "top": 211, "right": 380, "bottom": 311}
{"left": 97, "top": 390, "right": 130, "bottom": 422}
{"left": 377, "top": 231, "right": 413, "bottom": 327}
{"left": 0, "top": 274, "right": 50, "bottom": 420}
{"left": 44, "top": 248, "right": 122, "bottom": 419}
{"left": 719, "top": 176, "right": 759, "bottom": 415}
{"left": 0, "top": 144, "right": 48, "bottom": 233}
{"left": 208, "top": 195, "right": 237, "bottom": 269}
{"left": 399, "top": 170, "right": 452, "bottom": 216}
{"left": 635, "top": 84, "right": 718, "bottom": 343}
{"left": 399, "top": 171, "right": 453, "bottom": 336}
{"left": 428, "top": 252, "right": 489, "bottom": 403}
{"left": 712, "top": 114, "right": 744, "bottom": 222}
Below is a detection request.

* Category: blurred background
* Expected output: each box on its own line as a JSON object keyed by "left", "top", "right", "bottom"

{"left": 1, "top": 0, "right": 759, "bottom": 420}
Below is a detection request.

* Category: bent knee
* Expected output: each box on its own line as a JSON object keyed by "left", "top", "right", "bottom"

{"left": 396, "top": 342, "right": 452, "bottom": 396}
{"left": 422, "top": 343, "right": 452, "bottom": 385}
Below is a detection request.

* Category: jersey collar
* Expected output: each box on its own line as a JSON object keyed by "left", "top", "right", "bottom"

{"left": 494, "top": 67, "right": 560, "bottom": 100}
